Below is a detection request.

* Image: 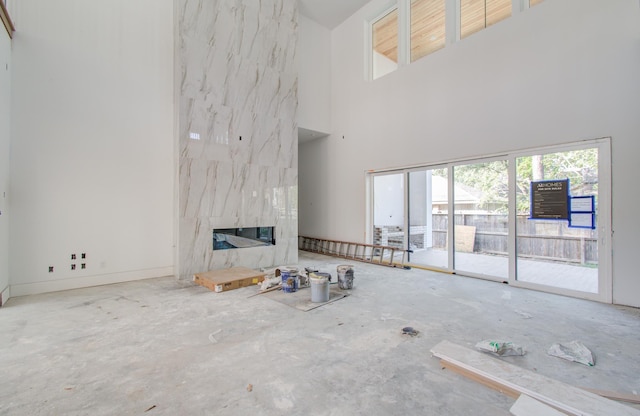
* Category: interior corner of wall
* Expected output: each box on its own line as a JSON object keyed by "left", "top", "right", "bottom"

{"left": 0, "top": 285, "right": 9, "bottom": 307}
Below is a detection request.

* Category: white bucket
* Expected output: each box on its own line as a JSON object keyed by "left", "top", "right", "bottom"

{"left": 310, "top": 276, "right": 330, "bottom": 303}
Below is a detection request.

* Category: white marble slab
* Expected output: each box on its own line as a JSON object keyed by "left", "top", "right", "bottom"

{"left": 177, "top": 0, "right": 298, "bottom": 278}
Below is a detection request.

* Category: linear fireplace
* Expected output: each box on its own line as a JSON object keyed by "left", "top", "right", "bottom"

{"left": 213, "top": 227, "right": 276, "bottom": 250}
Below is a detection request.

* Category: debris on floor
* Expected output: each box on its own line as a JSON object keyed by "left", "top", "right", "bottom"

{"left": 208, "top": 329, "right": 222, "bottom": 344}
{"left": 476, "top": 340, "right": 525, "bottom": 356}
{"left": 402, "top": 326, "right": 419, "bottom": 336}
{"left": 514, "top": 310, "right": 533, "bottom": 319}
{"left": 247, "top": 384, "right": 253, "bottom": 392}
{"left": 547, "top": 340, "right": 595, "bottom": 366}
{"left": 431, "top": 340, "right": 639, "bottom": 416}
{"left": 260, "top": 275, "right": 281, "bottom": 291}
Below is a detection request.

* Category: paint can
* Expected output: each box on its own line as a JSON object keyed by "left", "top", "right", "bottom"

{"left": 310, "top": 273, "right": 330, "bottom": 303}
{"left": 281, "top": 267, "right": 299, "bottom": 293}
{"left": 337, "top": 265, "right": 355, "bottom": 290}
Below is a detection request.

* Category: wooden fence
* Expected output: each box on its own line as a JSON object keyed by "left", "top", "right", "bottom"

{"left": 375, "top": 213, "right": 598, "bottom": 265}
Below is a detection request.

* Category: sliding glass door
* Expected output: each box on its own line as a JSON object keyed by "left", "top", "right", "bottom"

{"left": 453, "top": 160, "right": 509, "bottom": 280}
{"left": 515, "top": 146, "right": 607, "bottom": 296}
{"left": 368, "top": 139, "right": 610, "bottom": 302}
{"left": 372, "top": 173, "right": 406, "bottom": 263}
{"left": 407, "top": 168, "right": 448, "bottom": 269}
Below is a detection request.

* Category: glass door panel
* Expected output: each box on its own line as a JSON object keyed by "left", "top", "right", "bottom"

{"left": 408, "top": 168, "right": 448, "bottom": 268}
{"left": 453, "top": 161, "right": 509, "bottom": 279}
{"left": 373, "top": 173, "right": 405, "bottom": 263}
{"left": 516, "top": 148, "right": 599, "bottom": 293}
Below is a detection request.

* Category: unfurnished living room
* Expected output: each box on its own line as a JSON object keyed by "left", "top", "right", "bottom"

{"left": 1, "top": 0, "right": 639, "bottom": 415}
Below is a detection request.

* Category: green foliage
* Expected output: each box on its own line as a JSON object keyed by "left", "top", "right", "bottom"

{"left": 516, "top": 149, "right": 598, "bottom": 213}
{"left": 433, "top": 148, "right": 598, "bottom": 214}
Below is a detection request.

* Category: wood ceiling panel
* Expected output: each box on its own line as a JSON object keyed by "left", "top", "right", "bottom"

{"left": 373, "top": 9, "right": 399, "bottom": 62}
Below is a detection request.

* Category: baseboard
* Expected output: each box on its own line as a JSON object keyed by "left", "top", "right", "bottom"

{"left": 0, "top": 285, "right": 9, "bottom": 306}
{"left": 9, "top": 266, "right": 175, "bottom": 297}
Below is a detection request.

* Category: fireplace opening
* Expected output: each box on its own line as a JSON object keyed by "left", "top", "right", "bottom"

{"left": 213, "top": 227, "right": 275, "bottom": 250}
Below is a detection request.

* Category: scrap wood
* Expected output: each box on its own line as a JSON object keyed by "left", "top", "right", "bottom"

{"left": 247, "top": 285, "right": 281, "bottom": 298}
{"left": 581, "top": 388, "right": 640, "bottom": 404}
{"left": 439, "top": 360, "right": 520, "bottom": 399}
{"left": 431, "top": 340, "right": 640, "bottom": 416}
{"left": 510, "top": 395, "right": 566, "bottom": 416}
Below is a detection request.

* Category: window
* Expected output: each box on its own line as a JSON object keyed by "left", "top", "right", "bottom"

{"left": 460, "top": 0, "right": 512, "bottom": 39}
{"left": 372, "top": 7, "right": 399, "bottom": 80}
{"left": 410, "top": 0, "right": 446, "bottom": 62}
{"left": 369, "top": 0, "right": 525, "bottom": 80}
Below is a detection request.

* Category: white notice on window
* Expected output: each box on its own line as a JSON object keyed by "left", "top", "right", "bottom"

{"left": 570, "top": 213, "right": 593, "bottom": 228}
{"left": 571, "top": 196, "right": 593, "bottom": 212}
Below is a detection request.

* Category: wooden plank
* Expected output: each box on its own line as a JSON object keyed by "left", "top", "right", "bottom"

{"left": 431, "top": 340, "right": 640, "bottom": 416}
{"left": 510, "top": 395, "right": 566, "bottom": 416}
{"left": 440, "top": 360, "right": 520, "bottom": 399}
{"left": 454, "top": 225, "right": 476, "bottom": 253}
{"left": 581, "top": 388, "right": 640, "bottom": 405}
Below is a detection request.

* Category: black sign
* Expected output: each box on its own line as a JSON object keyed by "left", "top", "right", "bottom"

{"left": 530, "top": 179, "right": 569, "bottom": 220}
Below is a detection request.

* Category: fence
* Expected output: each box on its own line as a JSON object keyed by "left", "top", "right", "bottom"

{"left": 374, "top": 213, "right": 598, "bottom": 265}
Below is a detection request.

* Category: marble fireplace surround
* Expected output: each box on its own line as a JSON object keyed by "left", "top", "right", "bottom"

{"left": 177, "top": 0, "right": 299, "bottom": 280}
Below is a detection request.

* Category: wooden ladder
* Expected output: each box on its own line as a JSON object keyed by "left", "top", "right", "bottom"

{"left": 298, "top": 236, "right": 408, "bottom": 268}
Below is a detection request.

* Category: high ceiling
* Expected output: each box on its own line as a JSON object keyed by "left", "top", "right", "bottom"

{"left": 298, "top": 0, "right": 371, "bottom": 29}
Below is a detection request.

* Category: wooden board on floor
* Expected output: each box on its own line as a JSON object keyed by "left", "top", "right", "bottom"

{"left": 510, "top": 395, "right": 566, "bottom": 416}
{"left": 430, "top": 340, "right": 640, "bottom": 416}
{"left": 581, "top": 388, "right": 640, "bottom": 404}
{"left": 194, "top": 267, "right": 265, "bottom": 293}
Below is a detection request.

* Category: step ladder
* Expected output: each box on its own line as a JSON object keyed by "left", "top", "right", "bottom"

{"left": 298, "top": 236, "right": 408, "bottom": 268}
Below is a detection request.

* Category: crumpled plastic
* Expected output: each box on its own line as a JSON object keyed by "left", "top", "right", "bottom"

{"left": 475, "top": 340, "right": 526, "bottom": 356}
{"left": 547, "top": 340, "right": 595, "bottom": 366}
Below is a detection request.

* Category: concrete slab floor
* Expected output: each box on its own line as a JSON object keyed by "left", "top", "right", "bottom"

{"left": 1, "top": 251, "right": 639, "bottom": 415}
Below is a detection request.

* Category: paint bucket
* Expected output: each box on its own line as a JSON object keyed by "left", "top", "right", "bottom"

{"left": 310, "top": 273, "right": 330, "bottom": 303}
{"left": 337, "top": 265, "right": 355, "bottom": 290}
{"left": 281, "top": 267, "right": 299, "bottom": 293}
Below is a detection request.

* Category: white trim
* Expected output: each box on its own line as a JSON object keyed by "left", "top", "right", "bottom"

{"left": 397, "top": 0, "right": 410, "bottom": 68}
{"left": 367, "top": 2, "right": 400, "bottom": 81}
{"left": 9, "top": 266, "right": 175, "bottom": 297}
{"left": 598, "top": 138, "right": 613, "bottom": 303}
{"left": 444, "top": 0, "right": 457, "bottom": 45}
{"left": 447, "top": 165, "right": 454, "bottom": 270}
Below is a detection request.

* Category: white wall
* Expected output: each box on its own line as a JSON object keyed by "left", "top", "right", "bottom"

{"left": 8, "top": 0, "right": 175, "bottom": 295}
{"left": 0, "top": 23, "right": 10, "bottom": 303}
{"left": 299, "top": 0, "right": 640, "bottom": 306}
{"left": 298, "top": 14, "right": 331, "bottom": 134}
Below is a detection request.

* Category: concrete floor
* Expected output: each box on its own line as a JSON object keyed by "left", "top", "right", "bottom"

{"left": 1, "top": 251, "right": 639, "bottom": 415}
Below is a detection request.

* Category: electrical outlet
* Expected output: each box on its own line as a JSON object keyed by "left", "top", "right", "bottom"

{"left": 81, "top": 263, "right": 86, "bottom": 269}
{"left": 71, "top": 254, "right": 76, "bottom": 260}
{"left": 48, "top": 266, "right": 54, "bottom": 273}
{"left": 71, "top": 264, "right": 76, "bottom": 270}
